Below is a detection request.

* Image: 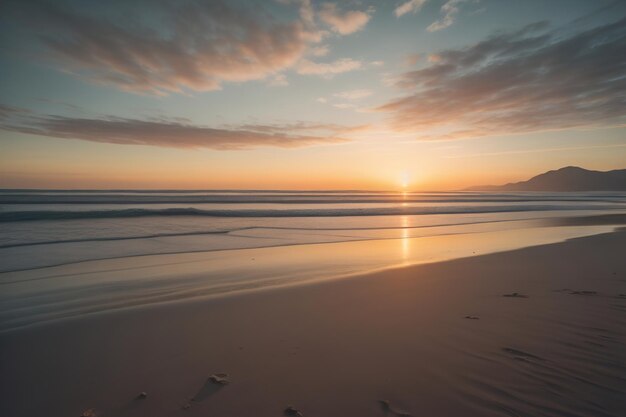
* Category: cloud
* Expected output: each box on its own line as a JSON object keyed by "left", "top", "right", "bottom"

{"left": 427, "top": 54, "right": 443, "bottom": 63}
{"left": 295, "top": 0, "right": 316, "bottom": 28}
{"left": 405, "top": 53, "right": 421, "bottom": 66}
{"left": 316, "top": 89, "right": 373, "bottom": 110}
{"left": 231, "top": 121, "right": 368, "bottom": 134}
{"left": 0, "top": 104, "right": 27, "bottom": 119}
{"left": 268, "top": 74, "right": 289, "bottom": 87}
{"left": 445, "top": 143, "right": 626, "bottom": 159}
{"left": 318, "top": 3, "right": 372, "bottom": 35}
{"left": 333, "top": 89, "right": 373, "bottom": 100}
{"left": 6, "top": 0, "right": 354, "bottom": 95}
{"left": 0, "top": 109, "right": 357, "bottom": 150}
{"left": 395, "top": 0, "right": 428, "bottom": 17}
{"left": 427, "top": 0, "right": 465, "bottom": 32}
{"left": 395, "top": 0, "right": 474, "bottom": 30}
{"left": 296, "top": 58, "right": 362, "bottom": 77}
{"left": 332, "top": 103, "right": 357, "bottom": 109}
{"left": 310, "top": 45, "right": 330, "bottom": 57}
{"left": 377, "top": 19, "right": 626, "bottom": 140}
{"left": 381, "top": 72, "right": 401, "bottom": 87}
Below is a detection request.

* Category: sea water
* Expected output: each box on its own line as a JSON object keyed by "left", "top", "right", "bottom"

{"left": 1, "top": 190, "right": 625, "bottom": 331}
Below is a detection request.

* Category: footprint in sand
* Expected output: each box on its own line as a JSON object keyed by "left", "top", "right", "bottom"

{"left": 502, "top": 347, "right": 545, "bottom": 362}
{"left": 208, "top": 373, "right": 230, "bottom": 385}
{"left": 187, "top": 373, "right": 230, "bottom": 406}
{"left": 379, "top": 400, "right": 412, "bottom": 416}
{"left": 502, "top": 292, "right": 528, "bottom": 298}
{"left": 284, "top": 405, "right": 304, "bottom": 416}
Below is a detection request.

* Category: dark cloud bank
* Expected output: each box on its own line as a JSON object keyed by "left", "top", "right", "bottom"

{"left": 0, "top": 106, "right": 352, "bottom": 150}
{"left": 379, "top": 18, "right": 626, "bottom": 139}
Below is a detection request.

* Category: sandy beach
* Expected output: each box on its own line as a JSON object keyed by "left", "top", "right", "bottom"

{"left": 1, "top": 229, "right": 625, "bottom": 417}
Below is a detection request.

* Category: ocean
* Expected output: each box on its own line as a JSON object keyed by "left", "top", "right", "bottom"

{"left": 1, "top": 190, "right": 625, "bottom": 331}
{"left": 1, "top": 189, "right": 626, "bottom": 271}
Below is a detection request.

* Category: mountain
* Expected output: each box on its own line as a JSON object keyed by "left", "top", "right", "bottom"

{"left": 467, "top": 166, "right": 626, "bottom": 191}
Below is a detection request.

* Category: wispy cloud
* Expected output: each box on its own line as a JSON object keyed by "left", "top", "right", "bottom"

{"left": 395, "top": 0, "right": 475, "bottom": 31}
{"left": 377, "top": 19, "right": 626, "bottom": 140}
{"left": 332, "top": 103, "right": 357, "bottom": 109}
{"left": 0, "top": 104, "right": 27, "bottom": 119}
{"left": 8, "top": 1, "right": 317, "bottom": 95}
{"left": 395, "top": 0, "right": 428, "bottom": 18}
{"left": 446, "top": 143, "right": 626, "bottom": 158}
{"left": 315, "top": 89, "right": 373, "bottom": 110}
{"left": 310, "top": 45, "right": 330, "bottom": 57}
{"left": 0, "top": 107, "right": 358, "bottom": 150}
{"left": 267, "top": 74, "right": 289, "bottom": 87}
{"left": 296, "top": 58, "right": 362, "bottom": 77}
{"left": 427, "top": 54, "right": 443, "bottom": 63}
{"left": 5, "top": 0, "right": 372, "bottom": 95}
{"left": 318, "top": 2, "right": 373, "bottom": 35}
{"left": 333, "top": 89, "right": 373, "bottom": 100}
{"left": 427, "top": 0, "right": 465, "bottom": 32}
{"left": 405, "top": 53, "right": 421, "bottom": 66}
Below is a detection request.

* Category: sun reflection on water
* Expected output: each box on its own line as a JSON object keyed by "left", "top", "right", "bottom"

{"left": 401, "top": 190, "right": 409, "bottom": 207}
{"left": 401, "top": 215, "right": 410, "bottom": 262}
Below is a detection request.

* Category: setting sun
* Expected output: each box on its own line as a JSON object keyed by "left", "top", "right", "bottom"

{"left": 400, "top": 172, "right": 411, "bottom": 189}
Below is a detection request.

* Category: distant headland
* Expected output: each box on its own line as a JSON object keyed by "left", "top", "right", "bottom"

{"left": 467, "top": 166, "right": 626, "bottom": 191}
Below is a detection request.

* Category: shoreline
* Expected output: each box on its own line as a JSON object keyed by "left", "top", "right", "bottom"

{"left": 2, "top": 211, "right": 624, "bottom": 274}
{"left": 1, "top": 229, "right": 625, "bottom": 416}
{"left": 0, "top": 222, "right": 621, "bottom": 333}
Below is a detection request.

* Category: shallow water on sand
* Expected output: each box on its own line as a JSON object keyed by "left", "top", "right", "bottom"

{"left": 0, "top": 223, "right": 618, "bottom": 332}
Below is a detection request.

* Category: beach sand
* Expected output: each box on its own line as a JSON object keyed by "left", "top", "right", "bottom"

{"left": 1, "top": 230, "right": 625, "bottom": 417}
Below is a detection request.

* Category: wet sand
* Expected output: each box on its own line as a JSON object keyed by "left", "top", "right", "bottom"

{"left": 1, "top": 230, "right": 625, "bottom": 417}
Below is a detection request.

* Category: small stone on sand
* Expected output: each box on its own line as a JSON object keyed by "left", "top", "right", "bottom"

{"left": 503, "top": 292, "right": 528, "bottom": 298}
{"left": 464, "top": 315, "right": 480, "bottom": 320}
{"left": 137, "top": 392, "right": 147, "bottom": 399}
{"left": 80, "top": 409, "right": 97, "bottom": 417}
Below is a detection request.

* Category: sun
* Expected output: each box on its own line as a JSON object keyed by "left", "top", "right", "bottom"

{"left": 400, "top": 171, "right": 410, "bottom": 189}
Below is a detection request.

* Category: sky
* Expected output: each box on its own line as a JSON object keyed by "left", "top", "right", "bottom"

{"left": 0, "top": 0, "right": 625, "bottom": 190}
